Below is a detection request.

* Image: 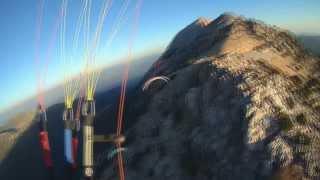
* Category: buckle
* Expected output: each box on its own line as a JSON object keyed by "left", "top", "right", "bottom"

{"left": 82, "top": 100, "right": 95, "bottom": 116}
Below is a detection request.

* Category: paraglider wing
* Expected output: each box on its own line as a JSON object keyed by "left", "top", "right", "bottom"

{"left": 142, "top": 76, "right": 170, "bottom": 91}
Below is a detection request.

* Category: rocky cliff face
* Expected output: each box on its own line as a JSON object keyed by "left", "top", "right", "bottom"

{"left": 98, "top": 13, "right": 320, "bottom": 180}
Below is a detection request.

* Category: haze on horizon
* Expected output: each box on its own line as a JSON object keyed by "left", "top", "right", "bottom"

{"left": 0, "top": 0, "right": 319, "bottom": 113}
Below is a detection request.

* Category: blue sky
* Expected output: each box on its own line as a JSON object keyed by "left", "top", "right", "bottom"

{"left": 0, "top": 0, "right": 319, "bottom": 112}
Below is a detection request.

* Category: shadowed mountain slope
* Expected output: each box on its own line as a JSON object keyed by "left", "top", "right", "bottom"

{"left": 97, "top": 13, "right": 320, "bottom": 180}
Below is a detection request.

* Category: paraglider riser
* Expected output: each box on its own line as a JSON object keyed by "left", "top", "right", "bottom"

{"left": 82, "top": 100, "right": 95, "bottom": 178}
{"left": 83, "top": 115, "right": 94, "bottom": 177}
{"left": 39, "top": 131, "right": 53, "bottom": 168}
{"left": 63, "top": 108, "right": 76, "bottom": 165}
{"left": 63, "top": 108, "right": 76, "bottom": 129}
{"left": 38, "top": 109, "right": 53, "bottom": 168}
{"left": 39, "top": 110, "right": 48, "bottom": 131}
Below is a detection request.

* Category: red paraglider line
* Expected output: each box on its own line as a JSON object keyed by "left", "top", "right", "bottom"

{"left": 34, "top": 0, "right": 66, "bottom": 175}
{"left": 42, "top": 4, "right": 65, "bottom": 93}
{"left": 35, "top": 0, "right": 45, "bottom": 108}
{"left": 115, "top": 1, "right": 143, "bottom": 180}
{"left": 116, "top": 0, "right": 142, "bottom": 135}
{"left": 35, "top": 0, "right": 64, "bottom": 109}
{"left": 116, "top": 143, "right": 125, "bottom": 180}
{"left": 116, "top": 75, "right": 126, "bottom": 135}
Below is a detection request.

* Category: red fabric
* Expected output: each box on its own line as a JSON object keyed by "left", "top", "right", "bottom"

{"left": 72, "top": 137, "right": 79, "bottom": 169}
{"left": 39, "top": 131, "right": 53, "bottom": 168}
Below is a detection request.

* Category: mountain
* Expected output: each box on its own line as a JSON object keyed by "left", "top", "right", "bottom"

{"left": 166, "top": 17, "right": 212, "bottom": 50}
{"left": 1, "top": 12, "right": 320, "bottom": 180}
{"left": 0, "top": 111, "right": 36, "bottom": 162}
{"left": 97, "top": 13, "right": 320, "bottom": 180}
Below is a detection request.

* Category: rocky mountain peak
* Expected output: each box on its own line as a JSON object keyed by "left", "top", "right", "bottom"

{"left": 193, "top": 17, "right": 212, "bottom": 27}
{"left": 213, "top": 12, "right": 240, "bottom": 24}
{"left": 165, "top": 17, "right": 211, "bottom": 51}
{"left": 150, "top": 12, "right": 308, "bottom": 78}
{"left": 98, "top": 13, "right": 320, "bottom": 180}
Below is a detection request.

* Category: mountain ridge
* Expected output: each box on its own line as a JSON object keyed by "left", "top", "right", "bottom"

{"left": 98, "top": 13, "right": 320, "bottom": 180}
{"left": 147, "top": 13, "right": 312, "bottom": 80}
{"left": 1, "top": 12, "right": 319, "bottom": 180}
